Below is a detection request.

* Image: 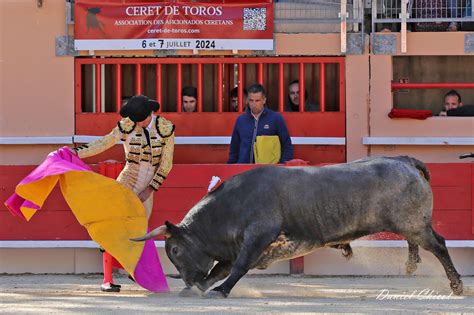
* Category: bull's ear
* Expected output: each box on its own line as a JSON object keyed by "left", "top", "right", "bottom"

{"left": 165, "top": 220, "right": 182, "bottom": 236}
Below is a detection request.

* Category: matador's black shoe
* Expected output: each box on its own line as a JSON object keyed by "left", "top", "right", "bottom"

{"left": 101, "top": 282, "right": 121, "bottom": 292}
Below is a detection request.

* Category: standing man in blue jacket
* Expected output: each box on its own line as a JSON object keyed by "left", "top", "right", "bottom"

{"left": 228, "top": 83, "right": 293, "bottom": 164}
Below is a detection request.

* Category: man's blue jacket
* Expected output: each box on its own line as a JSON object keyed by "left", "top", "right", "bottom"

{"left": 228, "top": 107, "right": 293, "bottom": 164}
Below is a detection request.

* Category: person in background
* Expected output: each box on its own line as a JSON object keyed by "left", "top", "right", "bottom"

{"left": 228, "top": 84, "right": 293, "bottom": 164}
{"left": 285, "top": 80, "right": 319, "bottom": 112}
{"left": 182, "top": 86, "right": 197, "bottom": 112}
{"left": 71, "top": 95, "right": 175, "bottom": 292}
{"left": 439, "top": 90, "right": 463, "bottom": 116}
{"left": 229, "top": 87, "right": 248, "bottom": 112}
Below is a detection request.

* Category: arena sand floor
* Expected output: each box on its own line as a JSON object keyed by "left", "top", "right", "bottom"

{"left": 0, "top": 274, "right": 473, "bottom": 314}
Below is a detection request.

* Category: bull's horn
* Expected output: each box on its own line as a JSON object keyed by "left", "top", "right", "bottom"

{"left": 130, "top": 225, "right": 170, "bottom": 242}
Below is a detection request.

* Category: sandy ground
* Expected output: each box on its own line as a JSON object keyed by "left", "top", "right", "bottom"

{"left": 0, "top": 274, "right": 473, "bottom": 314}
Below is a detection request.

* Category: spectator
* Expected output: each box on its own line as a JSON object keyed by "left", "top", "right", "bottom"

{"left": 285, "top": 80, "right": 319, "bottom": 112}
{"left": 446, "top": 105, "right": 474, "bottom": 116}
{"left": 228, "top": 84, "right": 293, "bottom": 164}
{"left": 182, "top": 86, "right": 197, "bottom": 112}
{"left": 229, "top": 87, "right": 248, "bottom": 112}
{"left": 439, "top": 90, "right": 463, "bottom": 116}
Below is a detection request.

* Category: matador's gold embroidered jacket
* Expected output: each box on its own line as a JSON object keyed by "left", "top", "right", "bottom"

{"left": 74, "top": 116, "right": 175, "bottom": 191}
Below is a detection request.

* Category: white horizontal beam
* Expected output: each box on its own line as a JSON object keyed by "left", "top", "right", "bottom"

{"left": 4, "top": 137, "right": 474, "bottom": 146}
{"left": 0, "top": 137, "right": 73, "bottom": 144}
{"left": 293, "top": 137, "right": 345, "bottom": 145}
{"left": 73, "top": 136, "right": 112, "bottom": 143}
{"left": 363, "top": 137, "right": 474, "bottom": 146}
{"left": 8, "top": 136, "right": 474, "bottom": 146}
{"left": 1, "top": 240, "right": 472, "bottom": 248}
{"left": 0, "top": 136, "right": 345, "bottom": 145}
{"left": 175, "top": 136, "right": 231, "bottom": 145}
{"left": 0, "top": 240, "right": 165, "bottom": 248}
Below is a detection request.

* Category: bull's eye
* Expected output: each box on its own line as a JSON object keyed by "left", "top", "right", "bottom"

{"left": 171, "top": 246, "right": 179, "bottom": 256}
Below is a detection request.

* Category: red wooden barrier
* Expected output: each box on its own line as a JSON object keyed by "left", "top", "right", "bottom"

{"left": 98, "top": 160, "right": 123, "bottom": 178}
{"left": 2, "top": 163, "right": 473, "bottom": 241}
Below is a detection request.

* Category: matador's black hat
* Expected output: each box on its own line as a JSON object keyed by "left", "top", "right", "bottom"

{"left": 120, "top": 95, "right": 160, "bottom": 122}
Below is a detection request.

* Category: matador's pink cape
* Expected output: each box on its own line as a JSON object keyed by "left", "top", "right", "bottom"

{"left": 4, "top": 147, "right": 169, "bottom": 293}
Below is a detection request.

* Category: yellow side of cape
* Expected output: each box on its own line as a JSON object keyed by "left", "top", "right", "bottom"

{"left": 15, "top": 170, "right": 147, "bottom": 276}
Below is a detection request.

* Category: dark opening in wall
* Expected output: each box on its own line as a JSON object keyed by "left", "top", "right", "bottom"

{"left": 393, "top": 56, "right": 474, "bottom": 116}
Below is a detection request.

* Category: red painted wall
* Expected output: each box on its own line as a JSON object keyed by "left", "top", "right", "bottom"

{"left": 1, "top": 163, "right": 473, "bottom": 240}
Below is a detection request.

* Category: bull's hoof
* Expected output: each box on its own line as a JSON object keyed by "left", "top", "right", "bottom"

{"left": 451, "top": 280, "right": 463, "bottom": 296}
{"left": 204, "top": 289, "right": 228, "bottom": 299}
{"left": 405, "top": 261, "right": 418, "bottom": 275}
{"left": 196, "top": 282, "right": 209, "bottom": 292}
{"left": 179, "top": 287, "right": 200, "bottom": 297}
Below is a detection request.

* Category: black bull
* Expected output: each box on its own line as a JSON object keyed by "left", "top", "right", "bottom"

{"left": 133, "top": 156, "right": 463, "bottom": 298}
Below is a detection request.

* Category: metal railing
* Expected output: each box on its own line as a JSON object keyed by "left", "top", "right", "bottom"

{"left": 275, "top": 0, "right": 365, "bottom": 53}
{"left": 75, "top": 57, "right": 346, "bottom": 114}
{"left": 372, "top": 0, "right": 474, "bottom": 52}
{"left": 275, "top": 0, "right": 364, "bottom": 26}
{"left": 373, "top": 0, "right": 474, "bottom": 29}
{"left": 391, "top": 81, "right": 474, "bottom": 90}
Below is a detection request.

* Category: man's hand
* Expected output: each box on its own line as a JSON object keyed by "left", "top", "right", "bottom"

{"left": 438, "top": 104, "right": 450, "bottom": 116}
{"left": 138, "top": 186, "right": 155, "bottom": 202}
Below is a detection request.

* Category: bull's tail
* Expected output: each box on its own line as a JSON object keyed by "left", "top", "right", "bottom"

{"left": 390, "top": 156, "right": 430, "bottom": 181}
